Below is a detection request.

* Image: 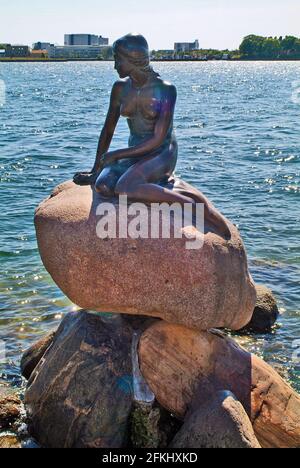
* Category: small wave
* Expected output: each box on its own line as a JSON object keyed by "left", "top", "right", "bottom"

{"left": 0, "top": 80, "right": 6, "bottom": 107}
{"left": 275, "top": 155, "right": 298, "bottom": 163}
{"left": 291, "top": 81, "right": 300, "bottom": 105}
{"left": 250, "top": 258, "right": 300, "bottom": 272}
{"left": 284, "top": 185, "right": 300, "bottom": 194}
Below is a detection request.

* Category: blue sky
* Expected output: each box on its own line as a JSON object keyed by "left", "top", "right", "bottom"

{"left": 1, "top": 0, "right": 298, "bottom": 49}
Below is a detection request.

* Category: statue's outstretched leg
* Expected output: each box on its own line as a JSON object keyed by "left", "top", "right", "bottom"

{"left": 171, "top": 178, "right": 231, "bottom": 239}
{"left": 114, "top": 150, "right": 231, "bottom": 240}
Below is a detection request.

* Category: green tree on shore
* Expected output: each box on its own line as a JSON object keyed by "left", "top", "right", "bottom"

{"left": 261, "top": 37, "right": 281, "bottom": 58}
{"left": 239, "top": 34, "right": 300, "bottom": 59}
{"left": 240, "top": 35, "right": 265, "bottom": 58}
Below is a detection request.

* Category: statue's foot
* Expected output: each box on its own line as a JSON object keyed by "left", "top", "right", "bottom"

{"left": 73, "top": 172, "right": 97, "bottom": 186}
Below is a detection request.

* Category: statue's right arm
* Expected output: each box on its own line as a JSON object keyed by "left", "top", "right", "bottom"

{"left": 91, "top": 81, "right": 122, "bottom": 173}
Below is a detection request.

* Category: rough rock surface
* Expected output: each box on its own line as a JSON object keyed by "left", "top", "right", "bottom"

{"left": 21, "top": 330, "right": 56, "bottom": 380}
{"left": 0, "top": 391, "right": 22, "bottom": 430}
{"left": 25, "top": 311, "right": 136, "bottom": 448}
{"left": 170, "top": 391, "right": 261, "bottom": 448}
{"left": 130, "top": 402, "right": 161, "bottom": 448}
{"left": 139, "top": 321, "right": 300, "bottom": 448}
{"left": 241, "top": 284, "right": 279, "bottom": 333}
{"left": 0, "top": 434, "right": 21, "bottom": 449}
{"left": 34, "top": 180, "right": 256, "bottom": 331}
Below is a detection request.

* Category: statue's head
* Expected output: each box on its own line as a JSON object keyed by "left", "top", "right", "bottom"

{"left": 113, "top": 33, "right": 151, "bottom": 78}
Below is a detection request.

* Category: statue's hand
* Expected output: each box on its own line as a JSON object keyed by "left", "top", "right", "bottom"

{"left": 99, "top": 152, "right": 118, "bottom": 169}
{"left": 73, "top": 171, "right": 98, "bottom": 186}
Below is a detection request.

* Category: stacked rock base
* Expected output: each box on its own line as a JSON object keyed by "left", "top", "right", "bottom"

{"left": 22, "top": 311, "right": 300, "bottom": 449}
{"left": 22, "top": 181, "right": 300, "bottom": 448}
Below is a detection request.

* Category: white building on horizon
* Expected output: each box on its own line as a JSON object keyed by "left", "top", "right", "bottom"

{"left": 174, "top": 40, "right": 199, "bottom": 53}
{"left": 64, "top": 34, "right": 109, "bottom": 47}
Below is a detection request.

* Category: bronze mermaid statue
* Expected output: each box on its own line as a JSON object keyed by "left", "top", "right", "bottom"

{"left": 74, "top": 33, "right": 230, "bottom": 239}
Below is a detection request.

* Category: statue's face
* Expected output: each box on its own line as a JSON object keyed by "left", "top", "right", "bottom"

{"left": 114, "top": 53, "right": 131, "bottom": 78}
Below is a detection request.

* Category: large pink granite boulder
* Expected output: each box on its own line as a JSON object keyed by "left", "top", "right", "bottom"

{"left": 34, "top": 180, "right": 256, "bottom": 331}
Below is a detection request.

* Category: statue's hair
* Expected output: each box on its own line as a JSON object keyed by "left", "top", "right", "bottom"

{"left": 113, "top": 33, "right": 159, "bottom": 78}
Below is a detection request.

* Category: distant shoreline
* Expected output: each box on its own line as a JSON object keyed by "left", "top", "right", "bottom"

{"left": 1, "top": 58, "right": 300, "bottom": 63}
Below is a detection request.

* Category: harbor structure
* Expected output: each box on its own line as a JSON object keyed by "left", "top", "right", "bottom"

{"left": 2, "top": 45, "right": 30, "bottom": 57}
{"left": 47, "top": 45, "right": 110, "bottom": 59}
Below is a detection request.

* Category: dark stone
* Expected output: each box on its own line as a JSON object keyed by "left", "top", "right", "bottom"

{"left": 241, "top": 285, "right": 279, "bottom": 333}
{"left": 24, "top": 311, "right": 135, "bottom": 448}
{"left": 130, "top": 401, "right": 160, "bottom": 448}
{"left": 157, "top": 407, "right": 183, "bottom": 448}
{"left": 130, "top": 401, "right": 182, "bottom": 449}
{"left": 169, "top": 390, "right": 261, "bottom": 449}
{"left": 21, "top": 330, "right": 56, "bottom": 380}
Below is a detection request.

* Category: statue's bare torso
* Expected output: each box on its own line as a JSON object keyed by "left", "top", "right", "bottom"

{"left": 120, "top": 77, "right": 174, "bottom": 139}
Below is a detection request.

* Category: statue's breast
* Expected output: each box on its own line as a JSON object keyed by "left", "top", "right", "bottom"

{"left": 140, "top": 97, "right": 161, "bottom": 120}
{"left": 120, "top": 89, "right": 161, "bottom": 121}
{"left": 120, "top": 94, "right": 136, "bottom": 118}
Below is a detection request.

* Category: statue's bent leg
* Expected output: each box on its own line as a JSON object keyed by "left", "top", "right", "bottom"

{"left": 94, "top": 166, "right": 122, "bottom": 198}
{"left": 114, "top": 142, "right": 195, "bottom": 205}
